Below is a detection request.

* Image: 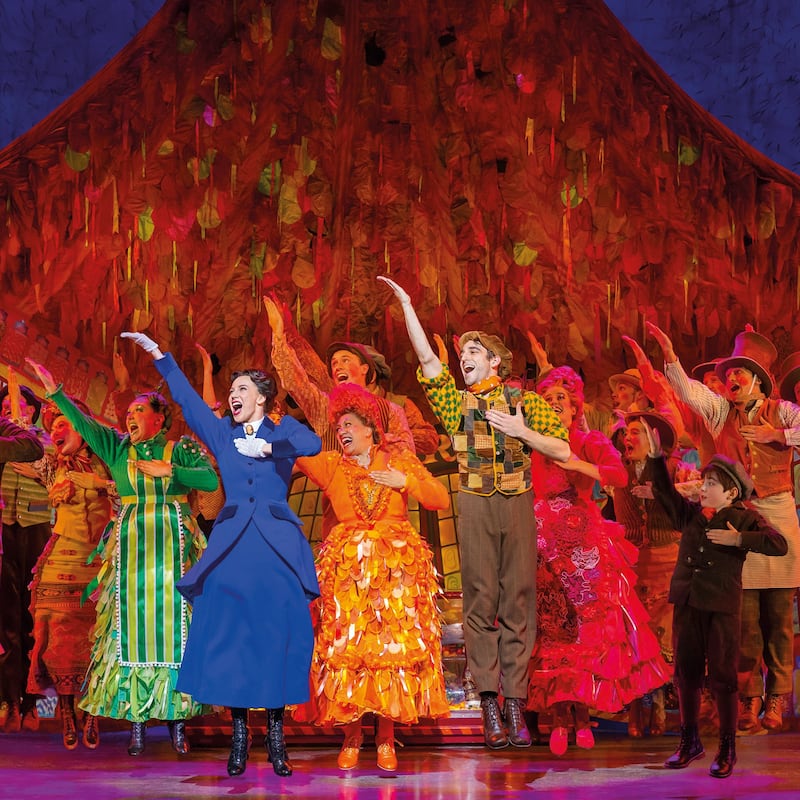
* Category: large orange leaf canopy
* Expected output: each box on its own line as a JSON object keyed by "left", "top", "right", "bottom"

{"left": 2, "top": 0, "right": 800, "bottom": 413}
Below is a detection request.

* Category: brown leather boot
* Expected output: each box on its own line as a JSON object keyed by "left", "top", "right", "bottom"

{"left": 59, "top": 696, "right": 78, "bottom": 750}
{"left": 503, "top": 698, "right": 532, "bottom": 747}
{"left": 761, "top": 694, "right": 786, "bottom": 731}
{"left": 480, "top": 696, "right": 508, "bottom": 749}
{"left": 737, "top": 696, "right": 762, "bottom": 733}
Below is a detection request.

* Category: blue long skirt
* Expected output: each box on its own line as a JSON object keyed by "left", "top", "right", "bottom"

{"left": 176, "top": 521, "right": 314, "bottom": 708}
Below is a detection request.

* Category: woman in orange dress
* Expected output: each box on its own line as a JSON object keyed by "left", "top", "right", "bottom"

{"left": 295, "top": 383, "right": 449, "bottom": 772}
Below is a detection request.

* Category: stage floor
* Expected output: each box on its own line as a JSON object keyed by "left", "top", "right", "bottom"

{"left": 2, "top": 727, "right": 799, "bottom": 800}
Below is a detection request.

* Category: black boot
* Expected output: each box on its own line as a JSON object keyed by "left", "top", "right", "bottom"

{"left": 127, "top": 722, "right": 146, "bottom": 756}
{"left": 167, "top": 720, "right": 190, "bottom": 755}
{"left": 479, "top": 694, "right": 508, "bottom": 749}
{"left": 503, "top": 697, "right": 532, "bottom": 747}
{"left": 664, "top": 724, "right": 704, "bottom": 769}
{"left": 227, "top": 708, "right": 249, "bottom": 777}
{"left": 266, "top": 707, "right": 292, "bottom": 777}
{"left": 709, "top": 733, "right": 736, "bottom": 779}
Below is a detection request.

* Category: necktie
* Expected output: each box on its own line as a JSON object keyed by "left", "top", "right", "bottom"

{"left": 245, "top": 424, "right": 254, "bottom": 436}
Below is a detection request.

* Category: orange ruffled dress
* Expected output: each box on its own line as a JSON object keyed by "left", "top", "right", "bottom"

{"left": 295, "top": 446, "right": 450, "bottom": 726}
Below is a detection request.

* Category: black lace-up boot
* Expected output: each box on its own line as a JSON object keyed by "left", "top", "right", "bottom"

{"left": 227, "top": 707, "right": 249, "bottom": 777}
{"left": 266, "top": 707, "right": 292, "bottom": 777}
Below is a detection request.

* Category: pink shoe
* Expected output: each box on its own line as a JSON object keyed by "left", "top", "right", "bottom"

{"left": 575, "top": 727, "right": 595, "bottom": 749}
{"left": 549, "top": 726, "right": 568, "bottom": 756}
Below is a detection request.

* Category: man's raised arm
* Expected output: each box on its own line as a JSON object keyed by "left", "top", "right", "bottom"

{"left": 378, "top": 277, "right": 442, "bottom": 379}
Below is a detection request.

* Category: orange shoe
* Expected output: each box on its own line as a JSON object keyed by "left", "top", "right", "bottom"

{"left": 337, "top": 736, "right": 362, "bottom": 770}
{"left": 376, "top": 739, "right": 398, "bottom": 772}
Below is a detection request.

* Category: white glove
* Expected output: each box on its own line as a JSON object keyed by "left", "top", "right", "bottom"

{"left": 121, "top": 331, "right": 161, "bottom": 353}
{"left": 234, "top": 437, "right": 267, "bottom": 458}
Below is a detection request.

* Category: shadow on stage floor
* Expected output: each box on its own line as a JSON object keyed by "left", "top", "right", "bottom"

{"left": 2, "top": 727, "right": 799, "bottom": 799}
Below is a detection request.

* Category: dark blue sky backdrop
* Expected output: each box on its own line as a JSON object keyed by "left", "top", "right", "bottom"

{"left": 1, "top": 0, "right": 799, "bottom": 172}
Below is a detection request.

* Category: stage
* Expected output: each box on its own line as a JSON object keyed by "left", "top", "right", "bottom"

{"left": 3, "top": 727, "right": 799, "bottom": 799}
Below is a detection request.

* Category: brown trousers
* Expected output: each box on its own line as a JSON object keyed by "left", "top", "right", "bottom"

{"left": 458, "top": 490, "right": 536, "bottom": 699}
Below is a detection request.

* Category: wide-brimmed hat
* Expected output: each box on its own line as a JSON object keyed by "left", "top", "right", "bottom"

{"left": 608, "top": 368, "right": 642, "bottom": 392}
{"left": 691, "top": 358, "right": 723, "bottom": 381}
{"left": 715, "top": 330, "right": 777, "bottom": 397}
{"left": 326, "top": 341, "right": 379, "bottom": 385}
{"left": 778, "top": 351, "right": 800, "bottom": 402}
{"left": 703, "top": 454, "right": 754, "bottom": 501}
{"left": 0, "top": 382, "right": 42, "bottom": 423}
{"left": 624, "top": 410, "right": 677, "bottom": 453}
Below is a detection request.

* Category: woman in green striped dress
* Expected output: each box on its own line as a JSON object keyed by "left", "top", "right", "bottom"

{"left": 26, "top": 358, "right": 219, "bottom": 757}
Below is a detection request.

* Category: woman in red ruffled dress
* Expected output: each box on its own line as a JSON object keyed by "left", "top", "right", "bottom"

{"left": 527, "top": 366, "right": 670, "bottom": 755}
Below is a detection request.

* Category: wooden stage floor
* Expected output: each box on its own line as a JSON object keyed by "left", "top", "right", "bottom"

{"left": 2, "top": 725, "right": 799, "bottom": 800}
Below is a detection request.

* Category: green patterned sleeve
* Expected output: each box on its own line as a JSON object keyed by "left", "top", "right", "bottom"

{"left": 523, "top": 392, "right": 570, "bottom": 441}
{"left": 170, "top": 435, "right": 220, "bottom": 492}
{"left": 416, "top": 364, "right": 463, "bottom": 436}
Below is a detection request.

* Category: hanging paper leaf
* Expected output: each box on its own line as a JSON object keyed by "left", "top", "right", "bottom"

{"left": 512, "top": 242, "right": 538, "bottom": 266}
{"left": 560, "top": 183, "right": 582, "bottom": 208}
{"left": 197, "top": 190, "right": 222, "bottom": 230}
{"left": 291, "top": 256, "right": 316, "bottom": 289}
{"left": 258, "top": 162, "right": 282, "bottom": 196}
{"left": 216, "top": 93, "right": 235, "bottom": 121}
{"left": 278, "top": 178, "right": 303, "bottom": 225}
{"left": 137, "top": 207, "right": 155, "bottom": 242}
{"left": 175, "top": 19, "right": 196, "bottom": 54}
{"left": 566, "top": 321, "right": 589, "bottom": 361}
{"left": 249, "top": 3, "right": 273, "bottom": 48}
{"left": 64, "top": 145, "right": 90, "bottom": 172}
{"left": 157, "top": 140, "right": 175, "bottom": 156}
{"left": 250, "top": 240, "right": 266, "bottom": 278}
{"left": 678, "top": 137, "right": 700, "bottom": 166}
{"left": 297, "top": 137, "right": 317, "bottom": 177}
{"left": 321, "top": 18, "right": 343, "bottom": 61}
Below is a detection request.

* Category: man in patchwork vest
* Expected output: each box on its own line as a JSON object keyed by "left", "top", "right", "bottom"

{"left": 380, "top": 277, "right": 570, "bottom": 750}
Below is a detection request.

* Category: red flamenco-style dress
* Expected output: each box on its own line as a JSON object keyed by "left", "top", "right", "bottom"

{"left": 527, "top": 429, "right": 670, "bottom": 716}
{"left": 294, "top": 445, "right": 450, "bottom": 727}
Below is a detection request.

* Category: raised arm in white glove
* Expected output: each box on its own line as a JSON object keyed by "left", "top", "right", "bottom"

{"left": 234, "top": 438, "right": 272, "bottom": 458}
{"left": 120, "top": 331, "right": 164, "bottom": 359}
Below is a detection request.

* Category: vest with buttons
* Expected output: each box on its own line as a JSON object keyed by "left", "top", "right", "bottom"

{"left": 452, "top": 386, "right": 531, "bottom": 495}
{"left": 716, "top": 399, "right": 793, "bottom": 498}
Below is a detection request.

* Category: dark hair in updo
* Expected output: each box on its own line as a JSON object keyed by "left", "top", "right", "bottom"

{"left": 231, "top": 370, "right": 278, "bottom": 410}
{"left": 134, "top": 392, "right": 172, "bottom": 432}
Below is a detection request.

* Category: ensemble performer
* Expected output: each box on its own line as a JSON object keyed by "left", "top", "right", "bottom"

{"left": 529, "top": 367, "right": 670, "bottom": 755}
{"left": 649, "top": 323, "right": 800, "bottom": 733}
{"left": 380, "top": 276, "right": 570, "bottom": 751}
{"left": 263, "top": 296, "right": 416, "bottom": 453}
{"left": 642, "top": 420, "right": 786, "bottom": 779}
{"left": 26, "top": 400, "right": 114, "bottom": 750}
{"left": 294, "top": 383, "right": 449, "bottom": 772}
{"left": 120, "top": 331, "right": 322, "bottom": 779}
{"left": 612, "top": 409, "right": 681, "bottom": 737}
{"left": 26, "top": 358, "right": 217, "bottom": 758}
{"left": 0, "top": 381, "right": 50, "bottom": 733}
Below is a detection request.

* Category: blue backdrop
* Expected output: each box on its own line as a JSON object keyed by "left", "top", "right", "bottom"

{"left": 1, "top": 0, "right": 799, "bottom": 172}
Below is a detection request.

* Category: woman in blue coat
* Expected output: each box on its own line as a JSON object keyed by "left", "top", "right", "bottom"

{"left": 121, "top": 331, "right": 321, "bottom": 778}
